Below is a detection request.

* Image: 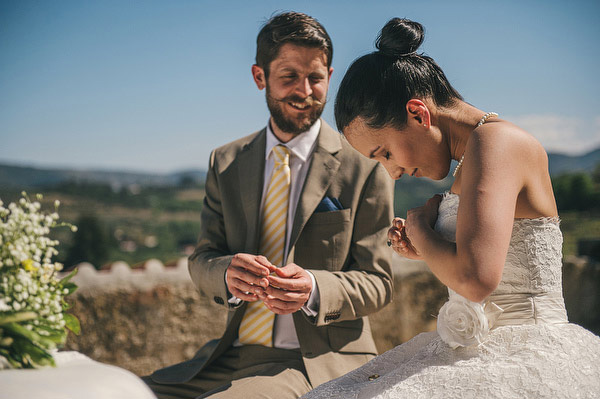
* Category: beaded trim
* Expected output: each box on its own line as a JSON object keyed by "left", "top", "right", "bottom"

{"left": 452, "top": 112, "right": 498, "bottom": 177}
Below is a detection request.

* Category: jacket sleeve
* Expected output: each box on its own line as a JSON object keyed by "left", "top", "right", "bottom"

{"left": 188, "top": 150, "right": 235, "bottom": 309}
{"left": 310, "top": 162, "right": 395, "bottom": 326}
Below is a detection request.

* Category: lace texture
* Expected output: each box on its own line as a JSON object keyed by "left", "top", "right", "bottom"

{"left": 304, "top": 193, "right": 600, "bottom": 398}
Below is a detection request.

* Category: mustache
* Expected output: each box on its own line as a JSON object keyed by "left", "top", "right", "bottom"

{"left": 266, "top": 94, "right": 324, "bottom": 107}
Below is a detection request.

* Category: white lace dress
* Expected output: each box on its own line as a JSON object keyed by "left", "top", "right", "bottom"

{"left": 304, "top": 192, "right": 600, "bottom": 398}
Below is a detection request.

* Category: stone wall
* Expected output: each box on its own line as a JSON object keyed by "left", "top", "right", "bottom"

{"left": 562, "top": 255, "right": 600, "bottom": 333}
{"left": 63, "top": 255, "right": 599, "bottom": 376}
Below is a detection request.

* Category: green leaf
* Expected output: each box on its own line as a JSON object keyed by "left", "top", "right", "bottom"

{"left": 34, "top": 325, "right": 67, "bottom": 345}
{"left": 0, "top": 311, "right": 38, "bottom": 326}
{"left": 59, "top": 268, "right": 78, "bottom": 285}
{"left": 64, "top": 313, "right": 81, "bottom": 335}
{"left": 62, "top": 282, "right": 78, "bottom": 295}
{"left": 12, "top": 337, "right": 55, "bottom": 368}
{"left": 2, "top": 323, "right": 56, "bottom": 350}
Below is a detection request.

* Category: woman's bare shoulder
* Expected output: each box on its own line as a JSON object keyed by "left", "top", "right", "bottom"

{"left": 469, "top": 119, "right": 548, "bottom": 165}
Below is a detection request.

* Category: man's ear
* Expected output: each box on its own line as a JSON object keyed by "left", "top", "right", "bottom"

{"left": 252, "top": 64, "right": 266, "bottom": 90}
{"left": 405, "top": 99, "right": 431, "bottom": 128}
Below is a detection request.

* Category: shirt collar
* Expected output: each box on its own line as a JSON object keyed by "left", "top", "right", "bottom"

{"left": 265, "top": 119, "right": 321, "bottom": 163}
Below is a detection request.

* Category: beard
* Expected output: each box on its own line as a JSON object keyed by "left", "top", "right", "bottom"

{"left": 266, "top": 86, "right": 326, "bottom": 135}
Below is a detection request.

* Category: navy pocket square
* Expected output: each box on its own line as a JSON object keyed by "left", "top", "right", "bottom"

{"left": 315, "top": 196, "right": 343, "bottom": 213}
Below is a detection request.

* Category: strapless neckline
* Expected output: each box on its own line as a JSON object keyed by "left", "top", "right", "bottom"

{"left": 442, "top": 191, "right": 559, "bottom": 223}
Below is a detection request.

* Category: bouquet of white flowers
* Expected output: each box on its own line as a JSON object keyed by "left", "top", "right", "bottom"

{"left": 0, "top": 192, "right": 80, "bottom": 369}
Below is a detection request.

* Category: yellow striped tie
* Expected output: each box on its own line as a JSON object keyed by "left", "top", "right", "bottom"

{"left": 238, "top": 145, "right": 291, "bottom": 346}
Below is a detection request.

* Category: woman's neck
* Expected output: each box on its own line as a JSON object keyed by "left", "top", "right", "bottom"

{"left": 436, "top": 102, "right": 488, "bottom": 162}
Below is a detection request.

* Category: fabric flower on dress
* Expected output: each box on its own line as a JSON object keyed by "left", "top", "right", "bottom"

{"left": 437, "top": 289, "right": 503, "bottom": 349}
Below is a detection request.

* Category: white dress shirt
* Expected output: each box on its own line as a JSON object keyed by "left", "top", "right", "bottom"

{"left": 230, "top": 119, "right": 321, "bottom": 349}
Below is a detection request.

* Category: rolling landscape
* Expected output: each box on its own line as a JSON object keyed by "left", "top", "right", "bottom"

{"left": 1, "top": 147, "right": 599, "bottom": 269}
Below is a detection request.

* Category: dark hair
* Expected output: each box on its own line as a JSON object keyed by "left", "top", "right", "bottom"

{"left": 256, "top": 12, "right": 333, "bottom": 76}
{"left": 335, "top": 18, "right": 462, "bottom": 132}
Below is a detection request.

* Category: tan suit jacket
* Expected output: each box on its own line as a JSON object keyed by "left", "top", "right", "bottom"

{"left": 151, "top": 120, "right": 394, "bottom": 388}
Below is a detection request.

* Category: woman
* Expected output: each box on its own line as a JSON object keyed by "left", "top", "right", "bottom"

{"left": 304, "top": 18, "right": 600, "bottom": 398}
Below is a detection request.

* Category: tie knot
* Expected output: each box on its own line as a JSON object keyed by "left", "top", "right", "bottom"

{"left": 272, "top": 145, "right": 290, "bottom": 166}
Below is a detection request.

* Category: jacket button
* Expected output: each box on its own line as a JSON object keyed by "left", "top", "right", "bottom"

{"left": 213, "top": 296, "right": 224, "bottom": 305}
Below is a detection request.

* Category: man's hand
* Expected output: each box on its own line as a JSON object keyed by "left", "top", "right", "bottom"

{"left": 226, "top": 254, "right": 277, "bottom": 302}
{"left": 261, "top": 263, "right": 313, "bottom": 315}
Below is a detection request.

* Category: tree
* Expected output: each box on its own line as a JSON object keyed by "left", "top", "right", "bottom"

{"left": 552, "top": 172, "right": 597, "bottom": 211}
{"left": 593, "top": 163, "right": 600, "bottom": 185}
{"left": 64, "top": 214, "right": 109, "bottom": 270}
{"left": 569, "top": 173, "right": 595, "bottom": 211}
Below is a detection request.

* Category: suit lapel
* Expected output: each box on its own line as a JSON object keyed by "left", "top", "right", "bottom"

{"left": 288, "top": 121, "right": 342, "bottom": 254}
{"left": 237, "top": 129, "right": 266, "bottom": 253}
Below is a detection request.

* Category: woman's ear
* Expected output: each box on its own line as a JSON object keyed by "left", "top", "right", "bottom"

{"left": 252, "top": 64, "right": 266, "bottom": 90}
{"left": 406, "top": 99, "right": 431, "bottom": 128}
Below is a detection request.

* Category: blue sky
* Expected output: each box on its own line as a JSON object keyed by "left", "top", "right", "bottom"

{"left": 1, "top": 0, "right": 599, "bottom": 173}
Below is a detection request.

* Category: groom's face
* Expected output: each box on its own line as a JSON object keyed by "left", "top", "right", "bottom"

{"left": 252, "top": 43, "right": 333, "bottom": 136}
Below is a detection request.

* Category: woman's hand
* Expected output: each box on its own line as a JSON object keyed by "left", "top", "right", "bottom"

{"left": 398, "top": 194, "right": 443, "bottom": 259}
{"left": 388, "top": 217, "right": 421, "bottom": 260}
{"left": 407, "top": 194, "right": 442, "bottom": 229}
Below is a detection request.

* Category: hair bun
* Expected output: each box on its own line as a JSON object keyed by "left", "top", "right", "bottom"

{"left": 376, "top": 18, "right": 424, "bottom": 57}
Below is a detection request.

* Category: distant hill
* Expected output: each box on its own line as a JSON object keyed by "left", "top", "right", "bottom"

{"left": 547, "top": 148, "right": 600, "bottom": 176}
{"left": 0, "top": 164, "right": 206, "bottom": 189}
{"left": 0, "top": 147, "right": 598, "bottom": 190}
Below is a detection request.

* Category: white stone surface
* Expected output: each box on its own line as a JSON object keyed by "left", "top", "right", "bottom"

{"left": 0, "top": 351, "right": 156, "bottom": 399}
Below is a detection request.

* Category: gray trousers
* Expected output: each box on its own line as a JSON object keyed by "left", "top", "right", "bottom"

{"left": 143, "top": 345, "right": 312, "bottom": 399}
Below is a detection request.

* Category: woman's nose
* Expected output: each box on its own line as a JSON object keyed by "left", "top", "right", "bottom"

{"left": 382, "top": 163, "right": 403, "bottom": 180}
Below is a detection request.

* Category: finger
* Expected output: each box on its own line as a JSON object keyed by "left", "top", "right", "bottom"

{"left": 229, "top": 268, "right": 269, "bottom": 287}
{"left": 231, "top": 255, "right": 271, "bottom": 276}
{"left": 402, "top": 239, "right": 419, "bottom": 256}
{"left": 255, "top": 255, "right": 278, "bottom": 272}
{"left": 231, "top": 278, "right": 266, "bottom": 295}
{"left": 392, "top": 218, "right": 405, "bottom": 229}
{"left": 267, "top": 275, "right": 311, "bottom": 292}
{"left": 263, "top": 286, "right": 309, "bottom": 302}
{"left": 229, "top": 286, "right": 259, "bottom": 302}
{"left": 263, "top": 296, "right": 302, "bottom": 312}
{"left": 394, "top": 244, "right": 417, "bottom": 259}
{"left": 273, "top": 265, "right": 296, "bottom": 279}
{"left": 387, "top": 226, "right": 402, "bottom": 239}
{"left": 388, "top": 229, "right": 402, "bottom": 246}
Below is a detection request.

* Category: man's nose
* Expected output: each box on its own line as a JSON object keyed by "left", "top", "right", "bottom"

{"left": 295, "top": 77, "right": 313, "bottom": 97}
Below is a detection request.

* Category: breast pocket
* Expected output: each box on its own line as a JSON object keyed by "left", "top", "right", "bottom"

{"left": 295, "top": 208, "right": 352, "bottom": 271}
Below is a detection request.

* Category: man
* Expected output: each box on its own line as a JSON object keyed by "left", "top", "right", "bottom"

{"left": 145, "top": 11, "right": 394, "bottom": 398}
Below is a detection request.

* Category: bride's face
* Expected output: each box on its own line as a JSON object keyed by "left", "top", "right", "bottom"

{"left": 345, "top": 118, "right": 450, "bottom": 181}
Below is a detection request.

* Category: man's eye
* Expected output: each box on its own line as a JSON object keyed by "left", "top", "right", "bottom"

{"left": 384, "top": 152, "right": 391, "bottom": 160}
